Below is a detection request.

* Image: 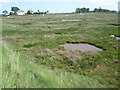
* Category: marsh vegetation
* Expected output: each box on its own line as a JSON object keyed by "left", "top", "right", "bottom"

{"left": 1, "top": 12, "right": 119, "bottom": 88}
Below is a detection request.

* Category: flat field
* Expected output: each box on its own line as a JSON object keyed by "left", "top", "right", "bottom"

{"left": 1, "top": 12, "right": 119, "bottom": 88}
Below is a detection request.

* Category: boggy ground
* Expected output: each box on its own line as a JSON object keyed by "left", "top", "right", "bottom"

{"left": 2, "top": 12, "right": 119, "bottom": 88}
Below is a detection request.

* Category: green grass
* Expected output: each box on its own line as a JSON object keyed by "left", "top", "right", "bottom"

{"left": 1, "top": 13, "right": 119, "bottom": 88}
{"left": 1, "top": 42, "right": 111, "bottom": 88}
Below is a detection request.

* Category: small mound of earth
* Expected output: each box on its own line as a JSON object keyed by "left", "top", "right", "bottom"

{"left": 61, "top": 43, "right": 105, "bottom": 51}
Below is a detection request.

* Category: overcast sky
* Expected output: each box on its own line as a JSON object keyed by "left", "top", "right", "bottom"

{"left": 0, "top": 0, "right": 119, "bottom": 13}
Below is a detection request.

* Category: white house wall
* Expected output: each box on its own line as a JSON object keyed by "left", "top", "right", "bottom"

{"left": 17, "top": 12, "right": 25, "bottom": 15}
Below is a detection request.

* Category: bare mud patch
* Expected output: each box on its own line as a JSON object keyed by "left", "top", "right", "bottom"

{"left": 60, "top": 42, "right": 106, "bottom": 51}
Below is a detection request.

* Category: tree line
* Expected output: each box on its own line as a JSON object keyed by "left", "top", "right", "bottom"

{"left": 2, "top": 6, "right": 117, "bottom": 15}
{"left": 75, "top": 7, "right": 117, "bottom": 13}
{"left": 2, "top": 6, "right": 49, "bottom": 15}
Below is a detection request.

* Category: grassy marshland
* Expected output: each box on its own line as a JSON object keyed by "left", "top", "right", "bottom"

{"left": 1, "top": 12, "right": 119, "bottom": 88}
{"left": 1, "top": 42, "right": 109, "bottom": 88}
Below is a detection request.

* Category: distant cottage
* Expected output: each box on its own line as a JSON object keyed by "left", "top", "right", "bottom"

{"left": 15, "top": 10, "right": 25, "bottom": 15}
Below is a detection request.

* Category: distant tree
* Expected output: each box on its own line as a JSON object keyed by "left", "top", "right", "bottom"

{"left": 37, "top": 10, "right": 40, "bottom": 14}
{"left": 93, "top": 8, "right": 99, "bottom": 12}
{"left": 33, "top": 12, "right": 38, "bottom": 14}
{"left": 93, "top": 7, "right": 117, "bottom": 13}
{"left": 27, "top": 10, "right": 34, "bottom": 14}
{"left": 75, "top": 8, "right": 80, "bottom": 13}
{"left": 2, "top": 10, "right": 8, "bottom": 15}
{"left": 82, "top": 7, "right": 86, "bottom": 12}
{"left": 46, "top": 10, "right": 49, "bottom": 13}
{"left": 27, "top": 10, "right": 31, "bottom": 14}
{"left": 75, "top": 7, "right": 90, "bottom": 13}
{"left": 9, "top": 12, "right": 13, "bottom": 15}
{"left": 11, "top": 6, "right": 20, "bottom": 14}
{"left": 111, "top": 10, "right": 117, "bottom": 13}
{"left": 93, "top": 8, "right": 97, "bottom": 12}
{"left": 86, "top": 8, "right": 90, "bottom": 12}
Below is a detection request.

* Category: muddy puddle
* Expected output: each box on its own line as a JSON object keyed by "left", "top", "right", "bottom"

{"left": 59, "top": 19, "right": 80, "bottom": 21}
{"left": 60, "top": 42, "right": 105, "bottom": 51}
